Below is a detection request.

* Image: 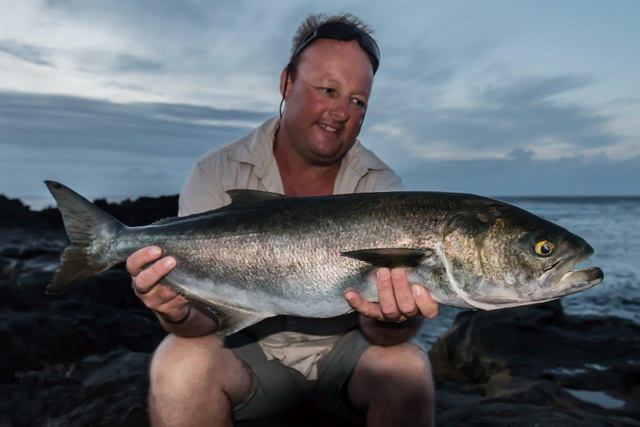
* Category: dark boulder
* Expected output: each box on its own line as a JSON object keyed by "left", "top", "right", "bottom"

{"left": 429, "top": 301, "right": 640, "bottom": 424}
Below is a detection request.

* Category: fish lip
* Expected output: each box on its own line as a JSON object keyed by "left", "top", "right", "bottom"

{"left": 539, "top": 244, "right": 603, "bottom": 292}
{"left": 543, "top": 258, "right": 562, "bottom": 272}
{"left": 556, "top": 266, "right": 604, "bottom": 290}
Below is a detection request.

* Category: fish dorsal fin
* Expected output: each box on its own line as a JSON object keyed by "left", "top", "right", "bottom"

{"left": 341, "top": 248, "right": 433, "bottom": 268}
{"left": 226, "top": 189, "right": 287, "bottom": 206}
{"left": 151, "top": 190, "right": 286, "bottom": 225}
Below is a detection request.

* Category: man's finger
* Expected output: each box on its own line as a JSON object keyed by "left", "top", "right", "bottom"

{"left": 132, "top": 256, "right": 176, "bottom": 294}
{"left": 412, "top": 284, "right": 439, "bottom": 319}
{"left": 153, "top": 286, "right": 189, "bottom": 314}
{"left": 377, "top": 268, "right": 403, "bottom": 322}
{"left": 153, "top": 293, "right": 190, "bottom": 319}
{"left": 133, "top": 282, "right": 180, "bottom": 306}
{"left": 345, "top": 291, "right": 384, "bottom": 321}
{"left": 126, "top": 246, "right": 163, "bottom": 276}
{"left": 391, "top": 268, "right": 419, "bottom": 317}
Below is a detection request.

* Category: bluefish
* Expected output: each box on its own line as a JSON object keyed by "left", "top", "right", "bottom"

{"left": 45, "top": 181, "right": 603, "bottom": 335}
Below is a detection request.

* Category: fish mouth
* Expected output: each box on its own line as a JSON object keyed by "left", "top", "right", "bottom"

{"left": 540, "top": 244, "right": 604, "bottom": 295}
{"left": 543, "top": 258, "right": 562, "bottom": 272}
{"left": 556, "top": 266, "right": 604, "bottom": 290}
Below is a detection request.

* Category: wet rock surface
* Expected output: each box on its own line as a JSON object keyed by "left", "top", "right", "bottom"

{"left": 1, "top": 195, "right": 639, "bottom": 426}
{"left": 430, "top": 301, "right": 640, "bottom": 425}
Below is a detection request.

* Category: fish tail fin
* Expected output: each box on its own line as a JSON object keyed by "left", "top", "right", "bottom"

{"left": 45, "top": 181, "right": 126, "bottom": 294}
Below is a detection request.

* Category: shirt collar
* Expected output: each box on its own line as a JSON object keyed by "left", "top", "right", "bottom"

{"left": 226, "top": 117, "right": 280, "bottom": 166}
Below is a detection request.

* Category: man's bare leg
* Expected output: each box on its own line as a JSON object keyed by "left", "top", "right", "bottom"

{"left": 347, "top": 343, "right": 435, "bottom": 426}
{"left": 149, "top": 334, "right": 252, "bottom": 427}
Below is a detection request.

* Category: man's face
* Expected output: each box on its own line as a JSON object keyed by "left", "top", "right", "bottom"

{"left": 279, "top": 39, "right": 374, "bottom": 166}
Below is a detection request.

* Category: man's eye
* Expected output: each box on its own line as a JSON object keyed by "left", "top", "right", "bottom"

{"left": 319, "top": 87, "right": 336, "bottom": 95}
{"left": 352, "top": 98, "right": 366, "bottom": 108}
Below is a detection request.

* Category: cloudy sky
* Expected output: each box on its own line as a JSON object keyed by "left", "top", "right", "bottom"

{"left": 1, "top": 0, "right": 639, "bottom": 203}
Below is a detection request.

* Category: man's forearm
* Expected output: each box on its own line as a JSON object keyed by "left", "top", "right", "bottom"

{"left": 359, "top": 315, "right": 424, "bottom": 346}
{"left": 156, "top": 302, "right": 220, "bottom": 338}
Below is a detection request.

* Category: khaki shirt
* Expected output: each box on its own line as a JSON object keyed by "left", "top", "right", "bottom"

{"left": 179, "top": 117, "right": 404, "bottom": 379}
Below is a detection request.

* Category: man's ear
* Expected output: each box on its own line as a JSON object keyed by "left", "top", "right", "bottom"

{"left": 279, "top": 66, "right": 291, "bottom": 98}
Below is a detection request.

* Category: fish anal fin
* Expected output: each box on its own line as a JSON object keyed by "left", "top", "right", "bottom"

{"left": 160, "top": 276, "right": 269, "bottom": 336}
{"left": 208, "top": 301, "right": 269, "bottom": 336}
{"left": 226, "top": 189, "right": 287, "bottom": 205}
{"left": 341, "top": 248, "right": 432, "bottom": 268}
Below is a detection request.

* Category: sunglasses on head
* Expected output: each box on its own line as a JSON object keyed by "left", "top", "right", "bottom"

{"left": 290, "top": 22, "right": 380, "bottom": 74}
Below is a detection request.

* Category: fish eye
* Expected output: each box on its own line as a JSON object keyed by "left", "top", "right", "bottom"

{"left": 534, "top": 240, "right": 555, "bottom": 257}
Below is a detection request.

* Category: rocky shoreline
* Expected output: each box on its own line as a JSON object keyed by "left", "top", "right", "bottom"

{"left": 1, "top": 195, "right": 638, "bottom": 426}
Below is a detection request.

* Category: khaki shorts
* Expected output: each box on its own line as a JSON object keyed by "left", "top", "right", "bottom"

{"left": 225, "top": 328, "right": 371, "bottom": 422}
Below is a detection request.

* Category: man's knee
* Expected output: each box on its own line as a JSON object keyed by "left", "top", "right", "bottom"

{"left": 149, "top": 334, "right": 251, "bottom": 403}
{"left": 366, "top": 343, "right": 430, "bottom": 377}
{"left": 349, "top": 342, "right": 434, "bottom": 405}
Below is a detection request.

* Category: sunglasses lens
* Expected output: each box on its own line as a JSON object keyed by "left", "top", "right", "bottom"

{"left": 294, "top": 22, "right": 380, "bottom": 73}
{"left": 316, "top": 22, "right": 357, "bottom": 39}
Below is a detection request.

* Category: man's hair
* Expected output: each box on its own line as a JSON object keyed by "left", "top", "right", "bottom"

{"left": 288, "top": 13, "right": 375, "bottom": 81}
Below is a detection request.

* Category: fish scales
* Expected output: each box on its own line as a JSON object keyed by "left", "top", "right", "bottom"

{"left": 117, "top": 193, "right": 446, "bottom": 317}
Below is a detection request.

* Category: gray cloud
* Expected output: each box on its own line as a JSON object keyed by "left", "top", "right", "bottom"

{"left": 0, "top": 39, "right": 166, "bottom": 76}
{"left": 35, "top": 1, "right": 380, "bottom": 87}
{"left": 382, "top": 44, "right": 457, "bottom": 88}
{"left": 40, "top": 0, "right": 294, "bottom": 71}
{"left": 105, "top": 81, "right": 152, "bottom": 92}
{"left": 366, "top": 74, "right": 620, "bottom": 161}
{"left": 508, "top": 148, "right": 534, "bottom": 161}
{"left": 0, "top": 39, "right": 54, "bottom": 67}
{"left": 398, "top": 155, "right": 640, "bottom": 196}
{"left": 43, "top": 0, "right": 205, "bottom": 26}
{"left": 0, "top": 91, "right": 274, "bottom": 158}
{"left": 72, "top": 51, "right": 168, "bottom": 75}
{"left": 445, "top": 76, "right": 618, "bottom": 150}
{"left": 478, "top": 75, "right": 590, "bottom": 106}
{"left": 0, "top": 91, "right": 276, "bottom": 197}
{"left": 110, "top": 54, "right": 165, "bottom": 73}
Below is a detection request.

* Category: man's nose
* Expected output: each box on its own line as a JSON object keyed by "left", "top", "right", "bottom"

{"left": 329, "top": 98, "right": 351, "bottom": 122}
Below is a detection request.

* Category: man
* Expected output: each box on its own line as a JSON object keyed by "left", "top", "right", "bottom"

{"left": 126, "top": 13, "right": 438, "bottom": 426}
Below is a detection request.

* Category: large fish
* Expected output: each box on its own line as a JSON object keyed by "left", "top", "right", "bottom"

{"left": 45, "top": 181, "right": 603, "bottom": 335}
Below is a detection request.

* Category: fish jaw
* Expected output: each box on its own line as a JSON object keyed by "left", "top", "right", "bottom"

{"left": 545, "top": 266, "right": 604, "bottom": 300}
{"left": 538, "top": 244, "right": 604, "bottom": 298}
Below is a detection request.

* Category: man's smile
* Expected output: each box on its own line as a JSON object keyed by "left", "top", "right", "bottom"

{"left": 317, "top": 122, "right": 341, "bottom": 134}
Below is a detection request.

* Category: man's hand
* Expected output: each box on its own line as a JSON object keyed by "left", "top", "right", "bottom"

{"left": 345, "top": 267, "right": 439, "bottom": 322}
{"left": 127, "top": 246, "right": 190, "bottom": 324}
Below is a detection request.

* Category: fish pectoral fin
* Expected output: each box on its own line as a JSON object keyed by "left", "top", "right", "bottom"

{"left": 341, "top": 248, "right": 433, "bottom": 268}
{"left": 207, "top": 301, "right": 269, "bottom": 336}
{"left": 226, "top": 189, "right": 287, "bottom": 205}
